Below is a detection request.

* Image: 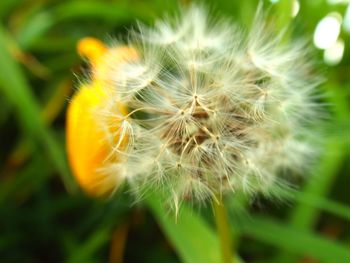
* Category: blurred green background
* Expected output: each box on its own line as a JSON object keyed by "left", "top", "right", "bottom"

{"left": 1, "top": 0, "right": 350, "bottom": 262}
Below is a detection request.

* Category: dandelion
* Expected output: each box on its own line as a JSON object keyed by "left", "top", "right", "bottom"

{"left": 67, "top": 5, "right": 321, "bottom": 210}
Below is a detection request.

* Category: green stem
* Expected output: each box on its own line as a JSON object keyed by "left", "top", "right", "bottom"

{"left": 213, "top": 197, "right": 233, "bottom": 263}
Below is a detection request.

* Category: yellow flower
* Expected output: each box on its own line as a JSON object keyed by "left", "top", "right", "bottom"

{"left": 66, "top": 38, "right": 137, "bottom": 196}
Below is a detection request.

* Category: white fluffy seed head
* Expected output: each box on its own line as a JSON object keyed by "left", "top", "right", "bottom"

{"left": 94, "top": 5, "right": 322, "bottom": 211}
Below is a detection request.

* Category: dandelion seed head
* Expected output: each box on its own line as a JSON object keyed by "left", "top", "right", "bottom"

{"left": 79, "top": 5, "right": 322, "bottom": 209}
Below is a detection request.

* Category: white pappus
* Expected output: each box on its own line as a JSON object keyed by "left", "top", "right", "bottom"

{"left": 93, "top": 4, "right": 322, "bottom": 212}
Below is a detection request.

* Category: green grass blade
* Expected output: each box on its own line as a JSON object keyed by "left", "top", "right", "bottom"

{"left": 66, "top": 226, "right": 111, "bottom": 263}
{"left": 294, "top": 192, "right": 350, "bottom": 223}
{"left": 290, "top": 140, "right": 346, "bottom": 229}
{"left": 0, "top": 0, "right": 22, "bottom": 19}
{"left": 0, "top": 25, "right": 76, "bottom": 192}
{"left": 146, "top": 195, "right": 244, "bottom": 263}
{"left": 239, "top": 215, "right": 350, "bottom": 263}
{"left": 274, "top": 139, "right": 347, "bottom": 263}
{"left": 16, "top": 1, "right": 153, "bottom": 48}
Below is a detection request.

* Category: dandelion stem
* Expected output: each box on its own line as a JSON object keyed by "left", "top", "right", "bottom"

{"left": 213, "top": 196, "right": 233, "bottom": 263}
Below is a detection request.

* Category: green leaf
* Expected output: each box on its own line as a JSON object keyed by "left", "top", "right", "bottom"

{"left": 16, "top": 1, "right": 154, "bottom": 48}
{"left": 0, "top": 0, "right": 22, "bottom": 19}
{"left": 293, "top": 192, "right": 350, "bottom": 223}
{"left": 290, "top": 140, "right": 346, "bottom": 229}
{"left": 0, "top": 152, "right": 51, "bottom": 203}
{"left": 239, "top": 215, "right": 350, "bottom": 263}
{"left": 66, "top": 226, "right": 111, "bottom": 263}
{"left": 146, "top": 194, "right": 244, "bottom": 263}
{"left": 274, "top": 139, "right": 347, "bottom": 263}
{"left": 0, "top": 25, "right": 76, "bottom": 192}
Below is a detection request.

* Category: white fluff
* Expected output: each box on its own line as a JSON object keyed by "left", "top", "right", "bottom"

{"left": 94, "top": 5, "right": 322, "bottom": 211}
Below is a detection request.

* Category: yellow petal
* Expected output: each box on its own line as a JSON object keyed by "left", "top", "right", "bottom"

{"left": 77, "top": 37, "right": 138, "bottom": 84}
{"left": 66, "top": 84, "right": 116, "bottom": 196}
{"left": 67, "top": 39, "right": 138, "bottom": 196}
{"left": 94, "top": 46, "right": 138, "bottom": 86}
{"left": 77, "top": 37, "right": 107, "bottom": 67}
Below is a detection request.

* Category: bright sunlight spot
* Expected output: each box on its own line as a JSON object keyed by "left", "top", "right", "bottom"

{"left": 327, "top": 0, "right": 350, "bottom": 5}
{"left": 292, "top": 0, "right": 300, "bottom": 17}
{"left": 314, "top": 13, "right": 342, "bottom": 49}
{"left": 324, "top": 38, "right": 345, "bottom": 65}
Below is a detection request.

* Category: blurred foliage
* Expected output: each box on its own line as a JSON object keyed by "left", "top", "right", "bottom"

{"left": 0, "top": 0, "right": 350, "bottom": 262}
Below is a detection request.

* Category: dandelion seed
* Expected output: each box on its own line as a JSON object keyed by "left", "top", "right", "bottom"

{"left": 67, "top": 5, "right": 322, "bottom": 210}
